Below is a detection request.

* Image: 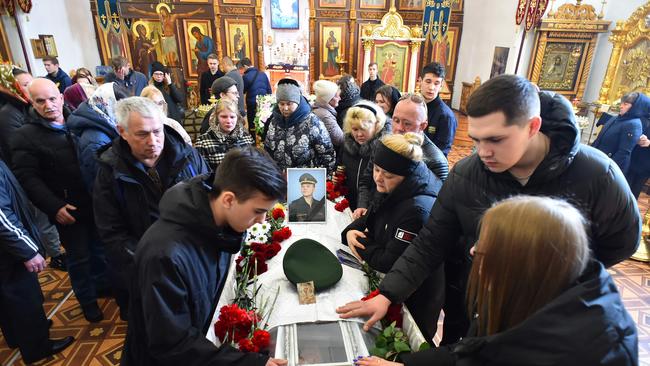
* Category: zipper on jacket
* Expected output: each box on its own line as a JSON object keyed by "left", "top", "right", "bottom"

{"left": 356, "top": 157, "right": 364, "bottom": 191}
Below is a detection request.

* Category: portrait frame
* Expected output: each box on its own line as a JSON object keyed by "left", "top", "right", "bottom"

{"left": 30, "top": 39, "right": 46, "bottom": 59}
{"left": 360, "top": 0, "right": 386, "bottom": 9}
{"left": 182, "top": 19, "right": 214, "bottom": 78}
{"left": 319, "top": 0, "right": 347, "bottom": 9}
{"left": 271, "top": 0, "right": 299, "bottom": 29}
{"left": 375, "top": 41, "right": 409, "bottom": 91}
{"left": 536, "top": 41, "right": 586, "bottom": 93}
{"left": 319, "top": 21, "right": 347, "bottom": 79}
{"left": 489, "top": 46, "right": 509, "bottom": 79}
{"left": 398, "top": 0, "right": 423, "bottom": 11}
{"left": 224, "top": 18, "right": 253, "bottom": 63}
{"left": 38, "top": 34, "right": 58, "bottom": 57}
{"left": 287, "top": 168, "right": 328, "bottom": 224}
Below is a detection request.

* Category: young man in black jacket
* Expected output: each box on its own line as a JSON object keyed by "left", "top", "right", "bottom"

{"left": 11, "top": 78, "right": 108, "bottom": 323}
{"left": 420, "top": 62, "right": 457, "bottom": 156}
{"left": 93, "top": 97, "right": 209, "bottom": 320}
{"left": 337, "top": 75, "right": 641, "bottom": 345}
{"left": 122, "top": 147, "right": 287, "bottom": 366}
{"left": 199, "top": 53, "right": 225, "bottom": 105}
{"left": 0, "top": 159, "right": 74, "bottom": 364}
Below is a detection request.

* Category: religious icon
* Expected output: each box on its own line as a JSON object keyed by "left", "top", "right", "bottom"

{"left": 360, "top": 0, "right": 385, "bottom": 9}
{"left": 375, "top": 42, "right": 407, "bottom": 90}
{"left": 320, "top": 24, "right": 345, "bottom": 78}
{"left": 132, "top": 21, "right": 158, "bottom": 76}
{"left": 399, "top": 0, "right": 423, "bottom": 10}
{"left": 271, "top": 0, "right": 299, "bottom": 29}
{"left": 225, "top": 19, "right": 253, "bottom": 63}
{"left": 126, "top": 3, "right": 205, "bottom": 66}
{"left": 183, "top": 20, "right": 214, "bottom": 77}
{"left": 318, "top": 0, "right": 346, "bottom": 7}
{"left": 287, "top": 168, "right": 327, "bottom": 223}
{"left": 490, "top": 46, "right": 509, "bottom": 79}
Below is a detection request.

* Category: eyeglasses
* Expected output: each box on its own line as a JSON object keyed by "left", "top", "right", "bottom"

{"left": 152, "top": 72, "right": 165, "bottom": 77}
{"left": 154, "top": 100, "right": 167, "bottom": 106}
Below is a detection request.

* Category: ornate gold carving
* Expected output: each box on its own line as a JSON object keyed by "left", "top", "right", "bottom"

{"left": 320, "top": 10, "right": 346, "bottom": 18}
{"left": 598, "top": 1, "right": 650, "bottom": 104}
{"left": 224, "top": 7, "right": 254, "bottom": 15}
{"left": 213, "top": 1, "right": 223, "bottom": 60}
{"left": 409, "top": 41, "right": 421, "bottom": 52}
{"left": 550, "top": 1, "right": 597, "bottom": 21}
{"left": 362, "top": 6, "right": 412, "bottom": 38}
{"left": 400, "top": 12, "right": 423, "bottom": 21}
{"left": 360, "top": 11, "right": 383, "bottom": 19}
{"left": 363, "top": 39, "right": 374, "bottom": 50}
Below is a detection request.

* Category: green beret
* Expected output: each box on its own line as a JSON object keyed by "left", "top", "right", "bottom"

{"left": 283, "top": 239, "right": 342, "bottom": 291}
{"left": 299, "top": 173, "right": 317, "bottom": 185}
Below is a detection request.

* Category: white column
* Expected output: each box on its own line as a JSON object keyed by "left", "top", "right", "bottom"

{"left": 362, "top": 39, "right": 373, "bottom": 82}
{"left": 408, "top": 41, "right": 421, "bottom": 93}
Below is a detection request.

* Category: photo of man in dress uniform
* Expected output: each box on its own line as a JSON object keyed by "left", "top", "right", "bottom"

{"left": 288, "top": 172, "right": 326, "bottom": 222}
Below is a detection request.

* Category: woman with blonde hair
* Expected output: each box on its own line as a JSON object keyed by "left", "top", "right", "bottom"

{"left": 140, "top": 85, "right": 192, "bottom": 145}
{"left": 355, "top": 196, "right": 638, "bottom": 366}
{"left": 338, "top": 101, "right": 389, "bottom": 211}
{"left": 342, "top": 131, "right": 443, "bottom": 342}
{"left": 195, "top": 98, "right": 254, "bottom": 170}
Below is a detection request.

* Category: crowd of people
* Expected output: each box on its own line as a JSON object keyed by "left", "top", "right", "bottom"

{"left": 0, "top": 51, "right": 644, "bottom": 366}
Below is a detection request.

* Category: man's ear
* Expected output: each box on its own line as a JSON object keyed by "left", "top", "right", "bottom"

{"left": 418, "top": 120, "right": 428, "bottom": 133}
{"left": 528, "top": 116, "right": 542, "bottom": 137}
{"left": 221, "top": 191, "right": 236, "bottom": 209}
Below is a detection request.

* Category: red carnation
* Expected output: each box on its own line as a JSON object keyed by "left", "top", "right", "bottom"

{"left": 271, "top": 230, "right": 284, "bottom": 242}
{"left": 386, "top": 304, "right": 403, "bottom": 327}
{"left": 280, "top": 227, "right": 292, "bottom": 240}
{"left": 334, "top": 198, "right": 349, "bottom": 212}
{"left": 267, "top": 242, "right": 282, "bottom": 258}
{"left": 238, "top": 338, "right": 260, "bottom": 353}
{"left": 251, "top": 329, "right": 271, "bottom": 349}
{"left": 271, "top": 208, "right": 285, "bottom": 220}
{"left": 326, "top": 181, "right": 335, "bottom": 192}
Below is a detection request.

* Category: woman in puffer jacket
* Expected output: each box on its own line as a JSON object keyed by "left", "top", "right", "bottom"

{"left": 355, "top": 195, "right": 638, "bottom": 366}
{"left": 195, "top": 99, "right": 254, "bottom": 170}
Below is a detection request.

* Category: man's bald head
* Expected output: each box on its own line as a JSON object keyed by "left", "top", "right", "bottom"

{"left": 29, "top": 78, "right": 64, "bottom": 123}
{"left": 391, "top": 96, "right": 428, "bottom": 135}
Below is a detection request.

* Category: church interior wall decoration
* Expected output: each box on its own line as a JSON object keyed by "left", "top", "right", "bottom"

{"left": 182, "top": 19, "right": 214, "bottom": 77}
{"left": 224, "top": 18, "right": 253, "bottom": 64}
{"left": 319, "top": 22, "right": 347, "bottom": 78}
{"left": 271, "top": 0, "right": 299, "bottom": 29}
{"left": 360, "top": 0, "right": 386, "bottom": 10}
{"left": 374, "top": 41, "right": 409, "bottom": 91}
{"left": 527, "top": 0, "right": 610, "bottom": 102}
{"left": 598, "top": 1, "right": 650, "bottom": 106}
{"left": 319, "top": 0, "right": 347, "bottom": 9}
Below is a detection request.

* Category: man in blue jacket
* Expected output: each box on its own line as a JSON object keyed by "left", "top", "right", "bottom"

{"left": 93, "top": 97, "right": 209, "bottom": 320}
{"left": 104, "top": 56, "right": 148, "bottom": 96}
{"left": 241, "top": 57, "right": 272, "bottom": 136}
{"left": 43, "top": 56, "right": 72, "bottom": 94}
{"left": 0, "top": 159, "right": 74, "bottom": 363}
{"left": 420, "top": 62, "right": 457, "bottom": 156}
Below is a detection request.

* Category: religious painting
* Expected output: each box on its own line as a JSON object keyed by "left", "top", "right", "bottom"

{"left": 30, "top": 39, "right": 46, "bottom": 59}
{"left": 225, "top": 19, "right": 253, "bottom": 63}
{"left": 452, "top": 0, "right": 463, "bottom": 11}
{"left": 223, "top": 0, "right": 251, "bottom": 4}
{"left": 123, "top": 2, "right": 206, "bottom": 67}
{"left": 399, "top": 0, "right": 423, "bottom": 11}
{"left": 39, "top": 35, "right": 58, "bottom": 57}
{"left": 287, "top": 168, "right": 327, "bottom": 223}
{"left": 360, "top": 0, "right": 386, "bottom": 9}
{"left": 271, "top": 0, "right": 299, "bottom": 29}
{"left": 490, "top": 46, "right": 509, "bottom": 79}
{"left": 94, "top": 18, "right": 131, "bottom": 66}
{"left": 131, "top": 20, "right": 164, "bottom": 75}
{"left": 376, "top": 42, "right": 408, "bottom": 91}
{"left": 538, "top": 42, "right": 585, "bottom": 91}
{"left": 429, "top": 26, "right": 458, "bottom": 82}
{"left": 319, "top": 0, "right": 347, "bottom": 9}
{"left": 182, "top": 19, "right": 214, "bottom": 78}
{"left": 320, "top": 22, "right": 346, "bottom": 78}
{"left": 0, "top": 21, "right": 12, "bottom": 62}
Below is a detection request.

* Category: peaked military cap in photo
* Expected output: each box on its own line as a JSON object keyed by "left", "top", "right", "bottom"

{"left": 299, "top": 173, "right": 317, "bottom": 185}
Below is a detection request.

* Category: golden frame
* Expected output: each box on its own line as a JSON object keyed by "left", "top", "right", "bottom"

{"left": 527, "top": 1, "right": 609, "bottom": 101}
{"left": 598, "top": 2, "right": 650, "bottom": 105}
{"left": 319, "top": 21, "right": 347, "bottom": 79}
{"left": 30, "top": 39, "right": 46, "bottom": 59}
{"left": 398, "top": 0, "right": 423, "bottom": 11}
{"left": 319, "top": 0, "right": 347, "bottom": 9}
{"left": 224, "top": 18, "right": 253, "bottom": 64}
{"left": 94, "top": 18, "right": 132, "bottom": 66}
{"left": 182, "top": 19, "right": 214, "bottom": 77}
{"left": 375, "top": 41, "right": 409, "bottom": 91}
{"left": 360, "top": 0, "right": 386, "bottom": 10}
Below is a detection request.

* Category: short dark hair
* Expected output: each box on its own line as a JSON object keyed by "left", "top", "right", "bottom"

{"left": 420, "top": 62, "right": 445, "bottom": 79}
{"left": 207, "top": 53, "right": 219, "bottom": 61}
{"left": 111, "top": 56, "right": 128, "bottom": 70}
{"left": 212, "top": 147, "right": 286, "bottom": 202}
{"left": 42, "top": 56, "right": 59, "bottom": 65}
{"left": 368, "top": 62, "right": 378, "bottom": 68}
{"left": 466, "top": 74, "right": 540, "bottom": 126}
{"left": 240, "top": 57, "right": 252, "bottom": 67}
{"left": 12, "top": 68, "right": 28, "bottom": 77}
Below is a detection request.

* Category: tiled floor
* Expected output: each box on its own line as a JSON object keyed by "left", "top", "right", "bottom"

{"left": 1, "top": 142, "right": 648, "bottom": 365}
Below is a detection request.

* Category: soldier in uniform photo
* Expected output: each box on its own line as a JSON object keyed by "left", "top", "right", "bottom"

{"left": 289, "top": 173, "right": 326, "bottom": 222}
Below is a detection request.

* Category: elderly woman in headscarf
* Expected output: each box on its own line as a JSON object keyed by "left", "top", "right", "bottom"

{"left": 67, "top": 82, "right": 130, "bottom": 191}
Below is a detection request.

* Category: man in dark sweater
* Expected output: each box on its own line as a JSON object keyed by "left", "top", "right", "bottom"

{"left": 360, "top": 62, "right": 385, "bottom": 101}
{"left": 199, "top": 53, "right": 224, "bottom": 105}
{"left": 43, "top": 56, "right": 71, "bottom": 94}
{"left": 419, "top": 62, "right": 457, "bottom": 156}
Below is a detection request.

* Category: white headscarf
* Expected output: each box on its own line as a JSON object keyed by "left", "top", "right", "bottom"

{"left": 88, "top": 82, "right": 118, "bottom": 126}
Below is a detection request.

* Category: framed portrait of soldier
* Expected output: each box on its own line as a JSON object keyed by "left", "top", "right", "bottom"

{"left": 287, "top": 168, "right": 327, "bottom": 223}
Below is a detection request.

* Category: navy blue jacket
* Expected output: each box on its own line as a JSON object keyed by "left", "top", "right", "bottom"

{"left": 0, "top": 159, "right": 43, "bottom": 264}
{"left": 627, "top": 94, "right": 650, "bottom": 175}
{"left": 243, "top": 67, "right": 272, "bottom": 108}
{"left": 401, "top": 261, "right": 638, "bottom": 366}
{"left": 425, "top": 96, "right": 457, "bottom": 156}
{"left": 592, "top": 96, "right": 649, "bottom": 175}
{"left": 67, "top": 101, "right": 120, "bottom": 192}
{"left": 105, "top": 70, "right": 148, "bottom": 96}
{"left": 45, "top": 69, "right": 72, "bottom": 94}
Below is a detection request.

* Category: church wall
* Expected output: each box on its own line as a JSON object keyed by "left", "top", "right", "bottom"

{"left": 261, "top": 0, "right": 310, "bottom": 67}
{"left": 7, "top": 0, "right": 101, "bottom": 76}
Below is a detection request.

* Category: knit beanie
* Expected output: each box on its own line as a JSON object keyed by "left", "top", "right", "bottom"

{"left": 313, "top": 80, "right": 338, "bottom": 104}
{"left": 150, "top": 61, "right": 166, "bottom": 74}
{"left": 211, "top": 76, "right": 237, "bottom": 96}
{"left": 276, "top": 82, "right": 302, "bottom": 105}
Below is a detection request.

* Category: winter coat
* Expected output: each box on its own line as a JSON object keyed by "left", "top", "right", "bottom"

{"left": 10, "top": 109, "right": 93, "bottom": 221}
{"left": 226, "top": 69, "right": 246, "bottom": 117}
{"left": 199, "top": 69, "right": 225, "bottom": 105}
{"left": 67, "top": 101, "right": 120, "bottom": 191}
{"left": 0, "top": 159, "right": 44, "bottom": 265}
{"left": 243, "top": 67, "right": 272, "bottom": 109}
{"left": 195, "top": 124, "right": 254, "bottom": 170}
{"left": 105, "top": 70, "right": 148, "bottom": 96}
{"left": 401, "top": 261, "right": 638, "bottom": 366}
{"left": 626, "top": 94, "right": 650, "bottom": 176}
{"left": 379, "top": 92, "right": 640, "bottom": 324}
{"left": 357, "top": 133, "right": 447, "bottom": 209}
{"left": 336, "top": 123, "right": 390, "bottom": 210}
{"left": 591, "top": 95, "right": 650, "bottom": 175}
{"left": 0, "top": 97, "right": 30, "bottom": 165}
{"left": 122, "top": 173, "right": 268, "bottom": 366}
{"left": 425, "top": 96, "right": 457, "bottom": 156}
{"left": 342, "top": 161, "right": 442, "bottom": 340}
{"left": 360, "top": 78, "right": 385, "bottom": 101}
{"left": 152, "top": 81, "right": 185, "bottom": 123}
{"left": 93, "top": 126, "right": 209, "bottom": 287}
{"left": 264, "top": 96, "right": 336, "bottom": 174}
{"left": 312, "top": 100, "right": 344, "bottom": 148}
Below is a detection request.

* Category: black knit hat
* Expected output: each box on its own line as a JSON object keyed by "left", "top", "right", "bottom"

{"left": 211, "top": 76, "right": 238, "bottom": 96}
{"left": 150, "top": 61, "right": 166, "bottom": 74}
